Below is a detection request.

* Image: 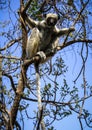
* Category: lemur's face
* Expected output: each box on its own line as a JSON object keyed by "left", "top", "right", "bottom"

{"left": 46, "top": 13, "right": 58, "bottom": 27}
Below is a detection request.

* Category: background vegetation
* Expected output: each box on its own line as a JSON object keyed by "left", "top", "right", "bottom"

{"left": 0, "top": 0, "right": 92, "bottom": 130}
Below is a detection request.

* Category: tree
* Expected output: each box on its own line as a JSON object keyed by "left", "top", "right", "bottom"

{"left": 0, "top": 0, "right": 92, "bottom": 130}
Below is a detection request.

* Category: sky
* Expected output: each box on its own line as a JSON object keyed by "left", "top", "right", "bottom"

{"left": 0, "top": 0, "right": 92, "bottom": 130}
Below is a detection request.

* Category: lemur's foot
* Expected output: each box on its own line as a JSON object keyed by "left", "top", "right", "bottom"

{"left": 36, "top": 51, "right": 46, "bottom": 63}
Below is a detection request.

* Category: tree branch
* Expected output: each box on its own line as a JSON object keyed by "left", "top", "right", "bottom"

{"left": 22, "top": 39, "right": 92, "bottom": 70}
{"left": 72, "top": 0, "right": 90, "bottom": 26}
{"left": 6, "top": 0, "right": 27, "bottom": 129}
{"left": 57, "top": 39, "right": 92, "bottom": 51}
{"left": 3, "top": 73, "right": 16, "bottom": 92}
{"left": 23, "top": 0, "right": 32, "bottom": 13}
{"left": 0, "top": 38, "right": 21, "bottom": 51}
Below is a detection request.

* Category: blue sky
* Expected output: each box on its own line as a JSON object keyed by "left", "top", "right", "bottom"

{"left": 0, "top": 0, "right": 92, "bottom": 130}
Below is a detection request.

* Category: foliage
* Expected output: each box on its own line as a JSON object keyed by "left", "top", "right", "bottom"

{"left": 0, "top": 0, "right": 92, "bottom": 130}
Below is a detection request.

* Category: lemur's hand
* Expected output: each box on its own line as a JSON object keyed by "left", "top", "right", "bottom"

{"left": 69, "top": 26, "right": 75, "bottom": 32}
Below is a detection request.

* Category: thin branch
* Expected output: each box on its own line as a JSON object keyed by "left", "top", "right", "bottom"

{"left": 22, "top": 94, "right": 92, "bottom": 106}
{"left": 3, "top": 73, "right": 16, "bottom": 92}
{"left": 15, "top": 121, "right": 21, "bottom": 130}
{"left": 37, "top": 106, "right": 44, "bottom": 130}
{"left": 72, "top": 0, "right": 90, "bottom": 26}
{"left": 23, "top": 0, "right": 33, "bottom": 13}
{"left": 63, "top": 0, "right": 89, "bottom": 46}
{"left": 78, "top": 118, "right": 83, "bottom": 130}
{"left": 0, "top": 55, "right": 21, "bottom": 60}
{"left": 84, "top": 117, "right": 92, "bottom": 128}
{"left": 0, "top": 38, "right": 21, "bottom": 51}
{"left": 57, "top": 39, "right": 92, "bottom": 51}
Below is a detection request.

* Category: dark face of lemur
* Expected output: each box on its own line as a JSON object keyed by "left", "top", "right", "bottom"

{"left": 46, "top": 14, "right": 58, "bottom": 27}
